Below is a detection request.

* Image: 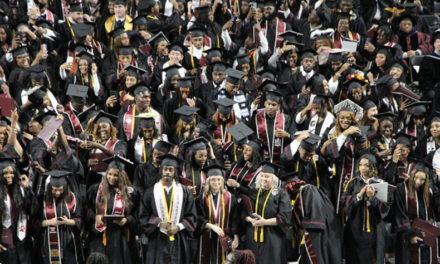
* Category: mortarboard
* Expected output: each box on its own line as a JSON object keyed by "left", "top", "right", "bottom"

{"left": 328, "top": 52, "right": 344, "bottom": 62}
{"left": 138, "top": 0, "right": 157, "bottom": 12}
{"left": 66, "top": 84, "right": 88, "bottom": 104}
{"left": 393, "top": 132, "right": 417, "bottom": 147}
{"left": 183, "top": 137, "right": 208, "bottom": 151}
{"left": 259, "top": 161, "right": 284, "bottom": 175}
{"left": 257, "top": 79, "right": 278, "bottom": 92}
{"left": 69, "top": 2, "right": 83, "bottom": 12}
{"left": 373, "top": 112, "right": 398, "bottom": 122}
{"left": 78, "top": 105, "right": 99, "bottom": 123}
{"left": 26, "top": 65, "right": 49, "bottom": 80}
{"left": 335, "top": 11, "right": 353, "bottom": 21}
{"left": 205, "top": 47, "right": 226, "bottom": 60}
{"left": 12, "top": 46, "right": 28, "bottom": 57}
{"left": 131, "top": 15, "right": 147, "bottom": 26}
{"left": 225, "top": 68, "right": 246, "bottom": 85}
{"left": 212, "top": 61, "right": 231, "bottom": 73}
{"left": 103, "top": 155, "right": 134, "bottom": 171}
{"left": 351, "top": 126, "right": 370, "bottom": 144}
{"left": 358, "top": 98, "right": 376, "bottom": 111}
{"left": 312, "top": 94, "right": 331, "bottom": 105}
{"left": 115, "top": 0, "right": 127, "bottom": 5}
{"left": 343, "top": 78, "right": 367, "bottom": 90}
{"left": 213, "top": 98, "right": 236, "bottom": 115}
{"left": 27, "top": 86, "right": 47, "bottom": 104}
{"left": 174, "top": 105, "right": 199, "bottom": 123}
{"left": 108, "top": 28, "right": 127, "bottom": 39}
{"left": 427, "top": 111, "right": 440, "bottom": 124}
{"left": 0, "top": 156, "right": 16, "bottom": 171}
{"left": 126, "top": 65, "right": 149, "bottom": 78}
{"left": 305, "top": 73, "right": 325, "bottom": 88}
{"left": 432, "top": 29, "right": 440, "bottom": 43}
{"left": 334, "top": 99, "right": 364, "bottom": 121}
{"left": 195, "top": 4, "right": 212, "bottom": 14}
{"left": 405, "top": 101, "right": 431, "bottom": 115}
{"left": 247, "top": 138, "right": 267, "bottom": 158}
{"left": 232, "top": 53, "right": 250, "bottom": 65}
{"left": 117, "top": 45, "right": 134, "bottom": 56}
{"left": 43, "top": 170, "right": 71, "bottom": 187}
{"left": 33, "top": 110, "right": 57, "bottom": 125}
{"left": 410, "top": 158, "right": 433, "bottom": 175}
{"left": 227, "top": 122, "right": 254, "bottom": 145}
{"left": 257, "top": 68, "right": 279, "bottom": 80}
{"left": 69, "top": 42, "right": 88, "bottom": 54}
{"left": 93, "top": 111, "right": 118, "bottom": 125}
{"left": 279, "top": 30, "right": 303, "bottom": 43}
{"left": 202, "top": 164, "right": 226, "bottom": 177}
{"left": 77, "top": 51, "right": 94, "bottom": 64}
{"left": 265, "top": 90, "right": 284, "bottom": 104}
{"left": 136, "top": 115, "right": 156, "bottom": 128}
{"left": 177, "top": 76, "right": 194, "bottom": 88}
{"left": 388, "top": 59, "right": 408, "bottom": 73}
{"left": 161, "top": 65, "right": 182, "bottom": 77}
{"left": 149, "top": 32, "right": 169, "bottom": 50}
{"left": 158, "top": 153, "right": 184, "bottom": 168}
{"left": 298, "top": 49, "right": 317, "bottom": 60}
{"left": 154, "top": 140, "right": 175, "bottom": 153}
{"left": 375, "top": 75, "right": 398, "bottom": 88}
{"left": 167, "top": 41, "right": 188, "bottom": 54}
{"left": 188, "top": 23, "right": 206, "bottom": 38}
{"left": 127, "top": 81, "right": 150, "bottom": 96}
{"left": 72, "top": 23, "right": 93, "bottom": 39}
{"left": 299, "top": 134, "right": 322, "bottom": 152}
{"left": 36, "top": 19, "right": 53, "bottom": 29}
{"left": 325, "top": 0, "right": 338, "bottom": 8}
{"left": 0, "top": 117, "right": 10, "bottom": 127}
{"left": 358, "top": 149, "right": 383, "bottom": 166}
{"left": 196, "top": 117, "right": 218, "bottom": 133}
{"left": 376, "top": 46, "right": 399, "bottom": 60}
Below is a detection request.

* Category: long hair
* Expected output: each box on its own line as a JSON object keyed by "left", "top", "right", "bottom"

{"left": 335, "top": 111, "right": 359, "bottom": 136}
{"left": 377, "top": 83, "right": 393, "bottom": 101}
{"left": 211, "top": 110, "right": 237, "bottom": 128}
{"left": 137, "top": 125, "right": 159, "bottom": 140}
{"left": 204, "top": 177, "right": 225, "bottom": 195}
{"left": 176, "top": 118, "right": 196, "bottom": 138}
{"left": 408, "top": 170, "right": 430, "bottom": 208}
{"left": 76, "top": 57, "right": 93, "bottom": 88}
{"left": 0, "top": 165, "right": 24, "bottom": 221}
{"left": 45, "top": 184, "right": 73, "bottom": 205}
{"left": 236, "top": 63, "right": 257, "bottom": 92}
{"left": 162, "top": 75, "right": 177, "bottom": 100}
{"left": 92, "top": 124, "right": 118, "bottom": 144}
{"left": 235, "top": 249, "right": 256, "bottom": 264}
{"left": 355, "top": 159, "right": 378, "bottom": 178}
{"left": 83, "top": 116, "right": 98, "bottom": 135}
{"left": 359, "top": 109, "right": 379, "bottom": 132}
{"left": 96, "top": 169, "right": 134, "bottom": 215}
{"left": 289, "top": 0, "right": 302, "bottom": 18}
{"left": 255, "top": 173, "right": 279, "bottom": 190}
{"left": 311, "top": 38, "right": 336, "bottom": 51}
{"left": 235, "top": 147, "right": 263, "bottom": 172}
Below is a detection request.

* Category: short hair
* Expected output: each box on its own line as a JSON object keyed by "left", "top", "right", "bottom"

{"left": 86, "top": 253, "right": 109, "bottom": 264}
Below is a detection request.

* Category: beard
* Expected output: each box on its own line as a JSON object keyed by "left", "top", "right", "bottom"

{"left": 267, "top": 10, "right": 278, "bottom": 21}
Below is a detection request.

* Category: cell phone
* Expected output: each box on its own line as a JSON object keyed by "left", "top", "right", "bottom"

{"left": 223, "top": 155, "right": 229, "bottom": 162}
{"left": 57, "top": 217, "right": 63, "bottom": 221}
{"left": 231, "top": 15, "right": 237, "bottom": 22}
{"left": 417, "top": 233, "right": 425, "bottom": 247}
{"left": 16, "top": 31, "right": 23, "bottom": 42}
{"left": 398, "top": 166, "right": 406, "bottom": 176}
{"left": 366, "top": 38, "right": 371, "bottom": 43}
{"left": 251, "top": 213, "right": 260, "bottom": 219}
{"left": 109, "top": 90, "right": 119, "bottom": 100}
{"left": 389, "top": 141, "right": 396, "bottom": 149}
{"left": 86, "top": 134, "right": 94, "bottom": 141}
{"left": 250, "top": 2, "right": 257, "bottom": 9}
{"left": 227, "top": 239, "right": 233, "bottom": 248}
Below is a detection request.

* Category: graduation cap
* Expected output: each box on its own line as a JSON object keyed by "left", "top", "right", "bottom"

{"left": 376, "top": 46, "right": 399, "bottom": 61}
{"left": 26, "top": 65, "right": 49, "bottom": 80}
{"left": 138, "top": 0, "right": 157, "bottom": 11}
{"left": 136, "top": 115, "right": 156, "bottom": 128}
{"left": 257, "top": 79, "right": 278, "bottom": 92}
{"left": 393, "top": 132, "right": 417, "bottom": 147}
{"left": 401, "top": 3, "right": 417, "bottom": 14}
{"left": 257, "top": 68, "right": 279, "bottom": 81}
{"left": 410, "top": 158, "right": 433, "bottom": 175}
{"left": 42, "top": 170, "right": 70, "bottom": 187}
{"left": 310, "top": 28, "right": 335, "bottom": 40}
{"left": 0, "top": 116, "right": 11, "bottom": 127}
{"left": 395, "top": 13, "right": 417, "bottom": 25}
{"left": 12, "top": 46, "right": 28, "bottom": 57}
{"left": 328, "top": 52, "right": 344, "bottom": 62}
{"left": 66, "top": 84, "right": 88, "bottom": 104}
{"left": 174, "top": 105, "right": 199, "bottom": 123}
{"left": 126, "top": 65, "right": 149, "bottom": 78}
{"left": 69, "top": 42, "right": 88, "bottom": 54}
{"left": 259, "top": 161, "right": 284, "bottom": 175}
{"left": 205, "top": 47, "right": 226, "bottom": 60}
{"left": 130, "top": 15, "right": 147, "bottom": 26}
{"left": 202, "top": 164, "right": 226, "bottom": 177}
{"left": 227, "top": 122, "right": 254, "bottom": 145}
{"left": 196, "top": 118, "right": 218, "bottom": 133}
{"left": 299, "top": 134, "right": 322, "bottom": 152}
{"left": 36, "top": 19, "right": 54, "bottom": 29}
{"left": 188, "top": 23, "right": 206, "bottom": 38}
{"left": 432, "top": 29, "right": 440, "bottom": 43}
{"left": 305, "top": 73, "right": 325, "bottom": 89}
{"left": 358, "top": 98, "right": 376, "bottom": 111}
{"left": 160, "top": 65, "right": 181, "bottom": 78}
{"left": 350, "top": 126, "right": 370, "bottom": 144}
{"left": 325, "top": 0, "right": 338, "bottom": 8}
{"left": 225, "top": 68, "right": 246, "bottom": 85}
{"left": 298, "top": 49, "right": 317, "bottom": 60}
{"left": 27, "top": 86, "right": 47, "bottom": 104}
{"left": 83, "top": 21, "right": 96, "bottom": 31}
{"left": 373, "top": 112, "right": 398, "bottom": 123}
{"left": 33, "top": 110, "right": 57, "bottom": 125}
{"left": 194, "top": 4, "right": 212, "bottom": 14}
{"left": 0, "top": 156, "right": 16, "bottom": 171}
{"left": 358, "top": 148, "right": 384, "bottom": 166}
{"left": 388, "top": 59, "right": 408, "bottom": 73}
{"left": 279, "top": 30, "right": 303, "bottom": 43}
{"left": 334, "top": 99, "right": 364, "bottom": 121}
{"left": 158, "top": 153, "right": 185, "bottom": 168}
{"left": 108, "top": 27, "right": 127, "bottom": 39}
{"left": 265, "top": 90, "right": 284, "bottom": 104}
{"left": 167, "top": 41, "right": 188, "bottom": 54}
{"left": 148, "top": 32, "right": 170, "bottom": 51}
{"left": 177, "top": 76, "right": 194, "bottom": 88}
{"left": 12, "top": 21, "right": 31, "bottom": 32}
{"left": 405, "top": 101, "right": 431, "bottom": 115}
{"left": 335, "top": 11, "right": 353, "bottom": 21}
{"left": 427, "top": 111, "right": 440, "bottom": 124}
{"left": 127, "top": 81, "right": 150, "bottom": 96}
{"left": 114, "top": 0, "right": 127, "bottom": 6}
{"left": 72, "top": 23, "right": 93, "bottom": 39}
{"left": 232, "top": 53, "right": 250, "bottom": 65}
{"left": 343, "top": 78, "right": 367, "bottom": 91}
{"left": 103, "top": 155, "right": 134, "bottom": 171}
{"left": 375, "top": 75, "right": 398, "bottom": 88}
{"left": 77, "top": 51, "right": 94, "bottom": 64}
{"left": 212, "top": 61, "right": 231, "bottom": 73}
{"left": 183, "top": 137, "right": 208, "bottom": 151}
{"left": 93, "top": 111, "right": 118, "bottom": 125}
{"left": 213, "top": 98, "right": 236, "bottom": 115}
{"left": 312, "top": 94, "right": 331, "bottom": 105}
{"left": 78, "top": 105, "right": 99, "bottom": 123}
{"left": 154, "top": 140, "right": 175, "bottom": 153}
{"left": 117, "top": 45, "right": 134, "bottom": 55}
{"left": 247, "top": 138, "right": 267, "bottom": 158}
{"left": 69, "top": 2, "right": 83, "bottom": 12}
{"left": 279, "top": 171, "right": 301, "bottom": 183}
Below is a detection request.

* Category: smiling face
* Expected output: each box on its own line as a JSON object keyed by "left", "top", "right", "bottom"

{"left": 430, "top": 121, "right": 440, "bottom": 137}
{"left": 259, "top": 172, "right": 273, "bottom": 189}
{"left": 51, "top": 186, "right": 65, "bottom": 199}
{"left": 135, "top": 91, "right": 151, "bottom": 109}
{"left": 0, "top": 127, "right": 8, "bottom": 146}
{"left": 358, "top": 158, "right": 370, "bottom": 177}
{"left": 338, "top": 111, "right": 353, "bottom": 130}
{"left": 16, "top": 53, "right": 30, "bottom": 68}
{"left": 243, "top": 145, "right": 253, "bottom": 161}
{"left": 396, "top": 143, "right": 410, "bottom": 161}
{"left": 3, "top": 166, "right": 14, "bottom": 185}
{"left": 194, "top": 150, "right": 208, "bottom": 167}
{"left": 379, "top": 119, "right": 393, "bottom": 138}
{"left": 106, "top": 168, "right": 119, "bottom": 186}
{"left": 79, "top": 59, "right": 89, "bottom": 74}
{"left": 97, "top": 122, "right": 111, "bottom": 141}
{"left": 390, "top": 67, "right": 403, "bottom": 79}
{"left": 414, "top": 171, "right": 426, "bottom": 189}
{"left": 208, "top": 175, "right": 224, "bottom": 193}
{"left": 375, "top": 53, "right": 386, "bottom": 67}
{"left": 337, "top": 19, "right": 350, "bottom": 35}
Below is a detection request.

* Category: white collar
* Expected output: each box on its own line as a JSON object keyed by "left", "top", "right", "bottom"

{"left": 68, "top": 17, "right": 77, "bottom": 25}
{"left": 300, "top": 66, "right": 314, "bottom": 77}
{"left": 163, "top": 184, "right": 173, "bottom": 193}
{"left": 116, "top": 16, "right": 126, "bottom": 22}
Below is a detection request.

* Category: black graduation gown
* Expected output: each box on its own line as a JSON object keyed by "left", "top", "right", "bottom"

{"left": 342, "top": 176, "right": 391, "bottom": 264}
{"left": 8, "top": 67, "right": 27, "bottom": 100}
{"left": 57, "top": 21, "right": 75, "bottom": 43}
{"left": 146, "top": 11, "right": 181, "bottom": 35}
{"left": 0, "top": 184, "right": 38, "bottom": 264}
{"left": 182, "top": 159, "right": 219, "bottom": 197}
{"left": 102, "top": 60, "right": 149, "bottom": 91}
{"left": 238, "top": 186, "right": 292, "bottom": 264}
{"left": 393, "top": 181, "right": 440, "bottom": 264}
{"left": 133, "top": 162, "right": 161, "bottom": 193}
{"left": 163, "top": 97, "right": 208, "bottom": 132}
{"left": 85, "top": 184, "right": 141, "bottom": 264}
{"left": 293, "top": 185, "right": 342, "bottom": 264}
{"left": 33, "top": 193, "right": 84, "bottom": 264}
{"left": 138, "top": 183, "right": 197, "bottom": 264}
{"left": 414, "top": 136, "right": 440, "bottom": 162}
{"left": 195, "top": 191, "right": 239, "bottom": 264}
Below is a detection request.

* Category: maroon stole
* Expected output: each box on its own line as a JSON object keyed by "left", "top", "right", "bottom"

{"left": 405, "top": 183, "right": 437, "bottom": 264}
{"left": 64, "top": 103, "right": 87, "bottom": 135}
{"left": 405, "top": 125, "right": 426, "bottom": 147}
{"left": 46, "top": 10, "right": 54, "bottom": 22}
{"left": 214, "top": 124, "right": 232, "bottom": 145}
{"left": 1, "top": 43, "right": 8, "bottom": 54}
{"left": 261, "top": 19, "right": 286, "bottom": 52}
{"left": 44, "top": 192, "right": 77, "bottom": 263}
{"left": 123, "top": 104, "right": 136, "bottom": 140}
{"left": 90, "top": 139, "right": 119, "bottom": 173}
{"left": 255, "top": 109, "right": 284, "bottom": 164}
{"left": 95, "top": 183, "right": 125, "bottom": 233}
{"left": 229, "top": 164, "right": 262, "bottom": 187}
{"left": 183, "top": 35, "right": 212, "bottom": 49}
{"left": 200, "top": 191, "right": 231, "bottom": 264}
{"left": 336, "top": 142, "right": 354, "bottom": 213}
{"left": 333, "top": 31, "right": 360, "bottom": 49}
{"left": 117, "top": 60, "right": 137, "bottom": 87}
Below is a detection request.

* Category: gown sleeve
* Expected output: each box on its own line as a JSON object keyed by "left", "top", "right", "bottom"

{"left": 275, "top": 190, "right": 292, "bottom": 233}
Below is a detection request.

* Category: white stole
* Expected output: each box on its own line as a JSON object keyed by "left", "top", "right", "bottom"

{"left": 153, "top": 181, "right": 184, "bottom": 235}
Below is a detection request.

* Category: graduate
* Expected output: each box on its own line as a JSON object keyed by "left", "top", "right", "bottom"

{"left": 171, "top": 105, "right": 200, "bottom": 145}
{"left": 156, "top": 65, "right": 182, "bottom": 113}
{"left": 138, "top": 154, "right": 197, "bottom": 264}
{"left": 104, "top": 0, "right": 133, "bottom": 49}
{"left": 281, "top": 131, "right": 332, "bottom": 197}
{"left": 85, "top": 155, "right": 141, "bottom": 264}
{"left": 195, "top": 164, "right": 240, "bottom": 264}
{"left": 140, "top": 0, "right": 181, "bottom": 35}
{"left": 57, "top": 3, "right": 85, "bottom": 43}
{"left": 33, "top": 170, "right": 84, "bottom": 264}
{"left": 414, "top": 111, "right": 440, "bottom": 161}
{"left": 295, "top": 94, "right": 335, "bottom": 137}
{"left": 289, "top": 49, "right": 319, "bottom": 95}
{"left": 404, "top": 101, "right": 431, "bottom": 146}
{"left": 393, "top": 160, "right": 440, "bottom": 264}
{"left": 342, "top": 153, "right": 391, "bottom": 264}
{"left": 230, "top": 161, "right": 291, "bottom": 264}
{"left": 133, "top": 140, "right": 175, "bottom": 192}
{"left": 383, "top": 133, "right": 417, "bottom": 185}
{"left": 63, "top": 84, "right": 90, "bottom": 136}
{"left": 211, "top": 98, "right": 239, "bottom": 147}
{"left": 197, "top": 61, "right": 230, "bottom": 110}
{"left": 250, "top": 90, "right": 296, "bottom": 164}
{"left": 223, "top": 122, "right": 254, "bottom": 167}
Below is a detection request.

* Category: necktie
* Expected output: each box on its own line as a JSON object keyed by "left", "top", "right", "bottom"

{"left": 117, "top": 20, "right": 123, "bottom": 28}
{"left": 305, "top": 73, "right": 310, "bottom": 80}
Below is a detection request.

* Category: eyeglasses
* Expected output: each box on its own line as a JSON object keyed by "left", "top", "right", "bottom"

{"left": 16, "top": 54, "right": 29, "bottom": 60}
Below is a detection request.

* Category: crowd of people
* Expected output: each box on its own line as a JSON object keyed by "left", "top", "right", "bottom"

{"left": 0, "top": 0, "right": 440, "bottom": 263}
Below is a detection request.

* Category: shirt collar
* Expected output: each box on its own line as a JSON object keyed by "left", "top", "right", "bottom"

{"left": 300, "top": 66, "right": 314, "bottom": 77}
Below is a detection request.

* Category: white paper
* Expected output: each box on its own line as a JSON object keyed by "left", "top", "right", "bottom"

{"left": 341, "top": 40, "right": 358, "bottom": 53}
{"left": 370, "top": 183, "right": 393, "bottom": 203}
{"left": 164, "top": 0, "right": 173, "bottom": 17}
